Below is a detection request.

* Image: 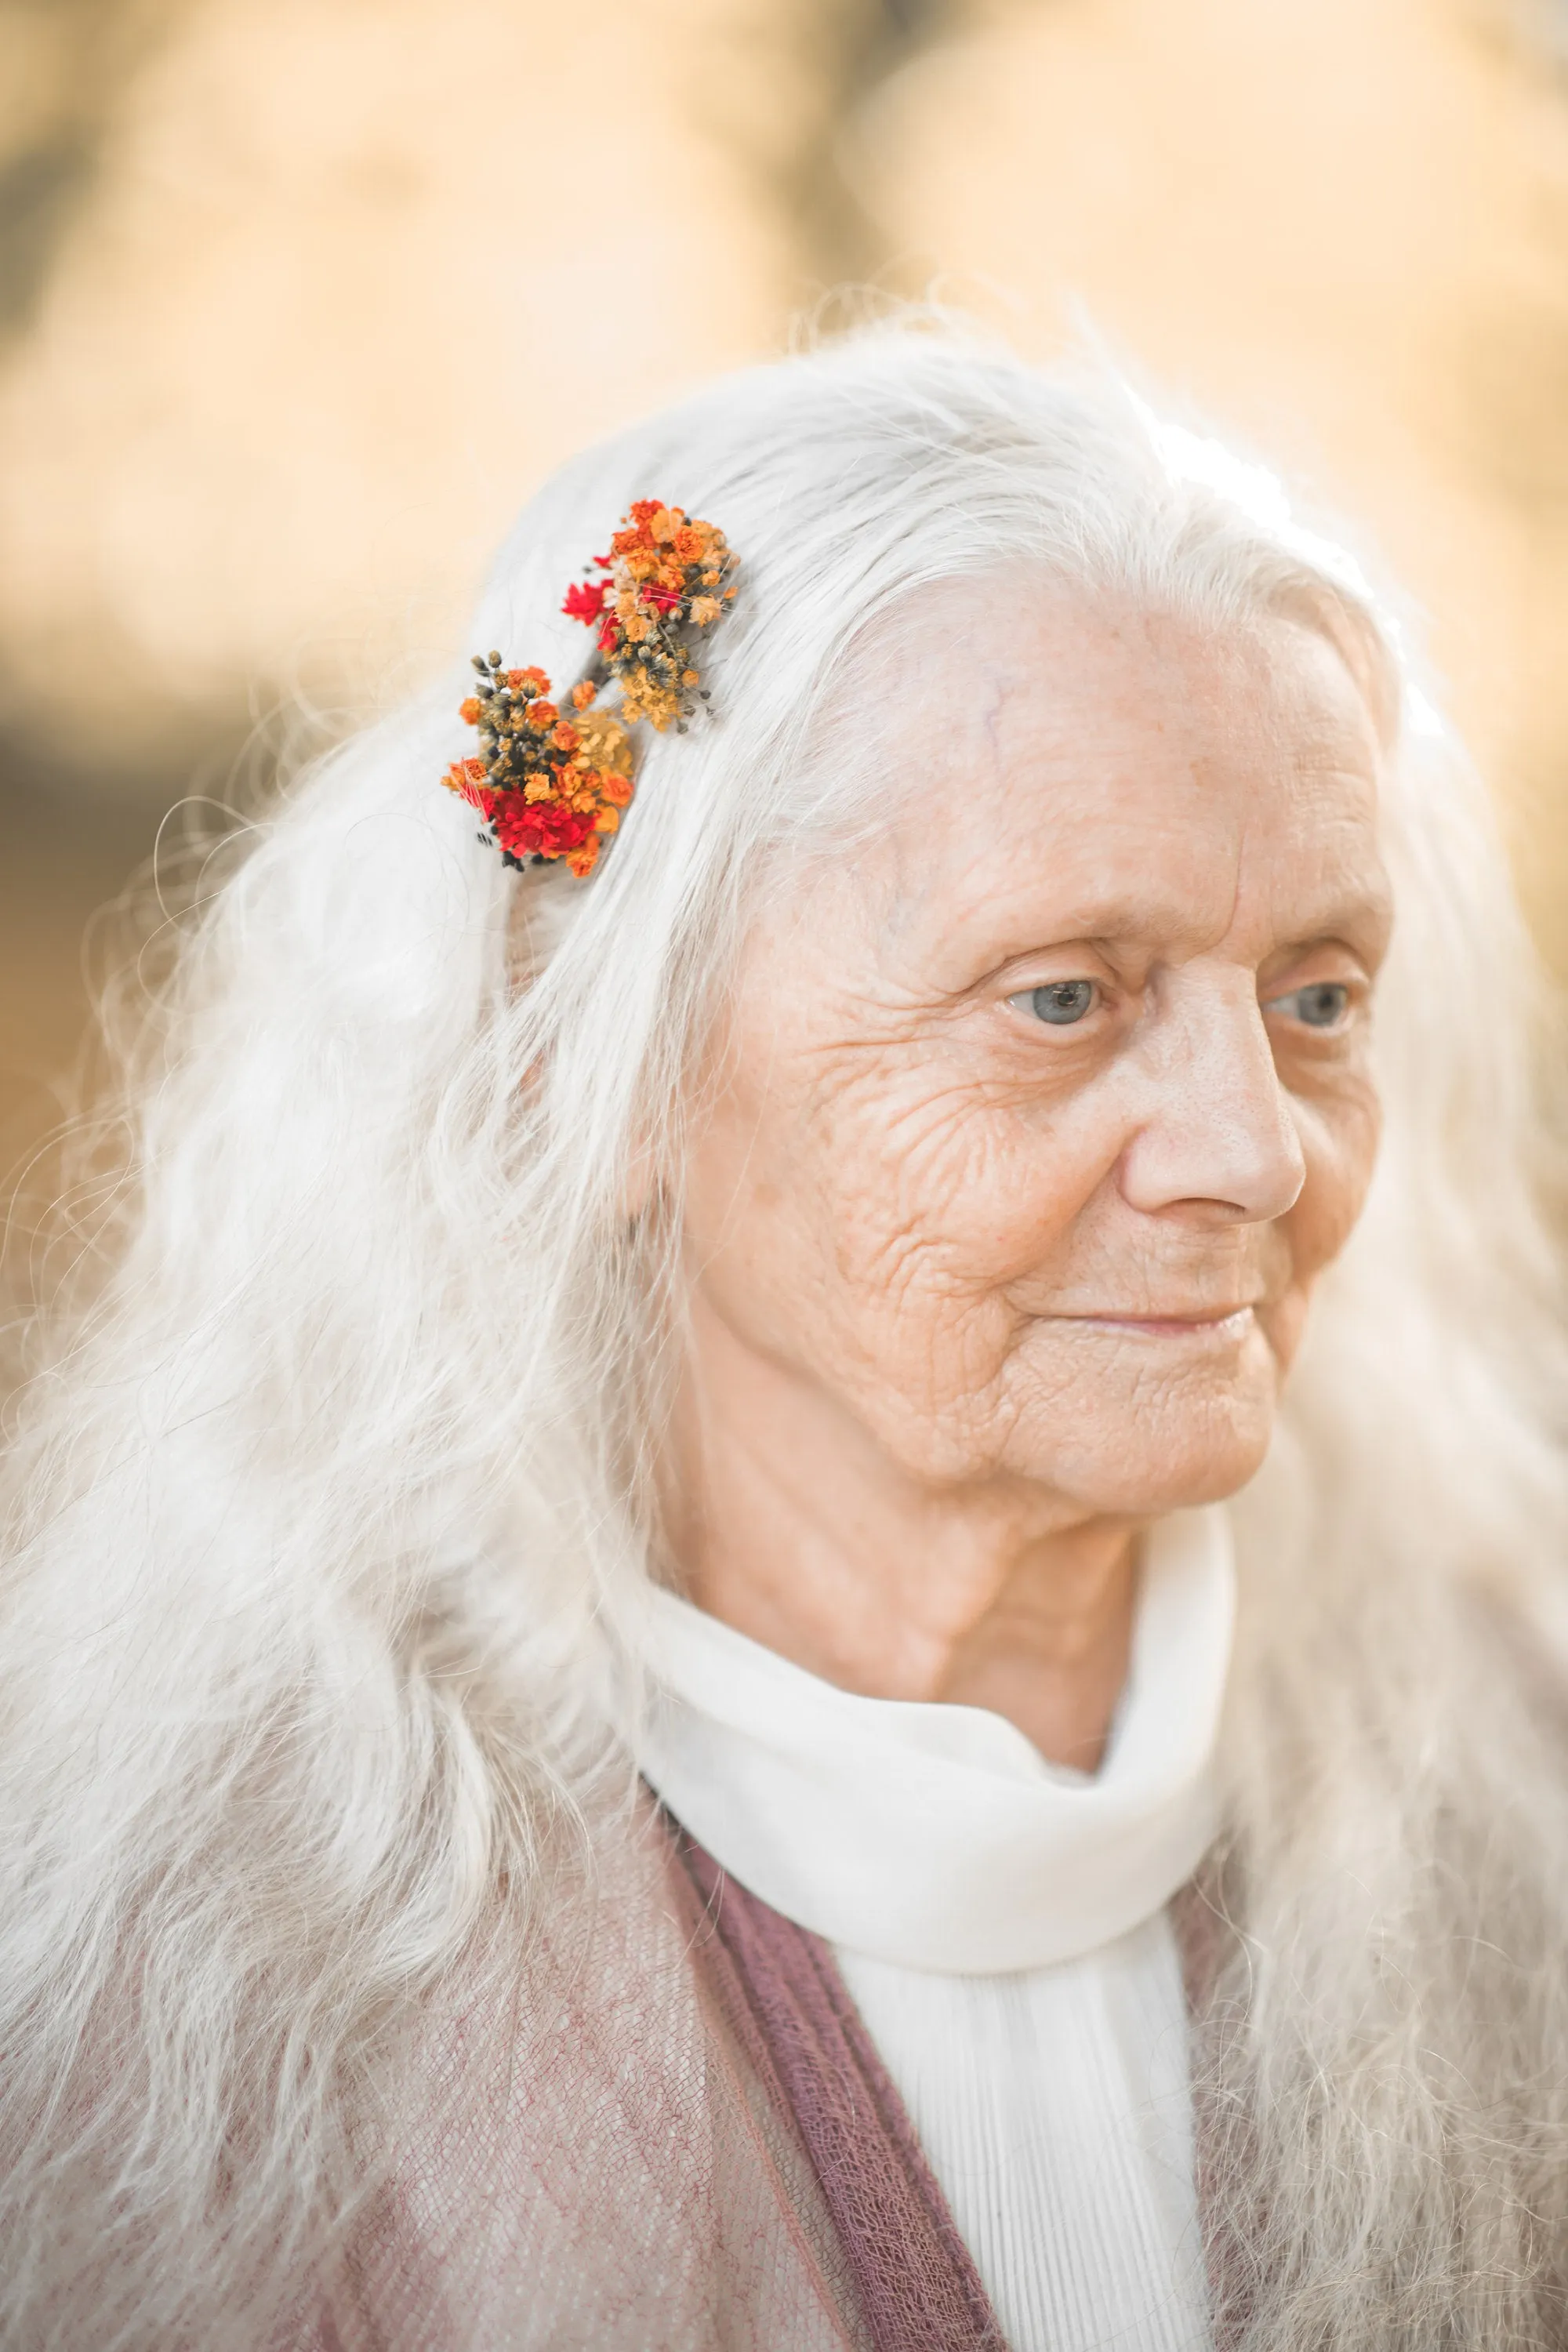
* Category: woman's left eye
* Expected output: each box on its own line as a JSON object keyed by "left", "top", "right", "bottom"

{"left": 1266, "top": 981, "right": 1352, "bottom": 1029}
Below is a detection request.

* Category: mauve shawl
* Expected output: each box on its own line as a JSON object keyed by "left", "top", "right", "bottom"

{"left": 299, "top": 1790, "right": 1225, "bottom": 2350}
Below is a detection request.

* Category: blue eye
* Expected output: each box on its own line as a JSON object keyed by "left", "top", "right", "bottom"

{"left": 1269, "top": 982, "right": 1351, "bottom": 1029}
{"left": 1021, "top": 980, "right": 1097, "bottom": 1025}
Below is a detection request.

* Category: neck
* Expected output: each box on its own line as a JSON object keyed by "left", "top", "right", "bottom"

{"left": 662, "top": 1298, "right": 1141, "bottom": 1772}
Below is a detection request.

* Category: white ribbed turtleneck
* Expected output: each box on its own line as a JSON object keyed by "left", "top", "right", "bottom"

{"left": 635, "top": 1504, "right": 1232, "bottom": 2352}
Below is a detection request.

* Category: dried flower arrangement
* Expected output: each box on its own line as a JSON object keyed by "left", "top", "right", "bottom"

{"left": 442, "top": 499, "right": 738, "bottom": 878}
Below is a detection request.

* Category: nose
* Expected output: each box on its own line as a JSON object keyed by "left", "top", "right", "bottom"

{"left": 1117, "top": 973, "right": 1306, "bottom": 1226}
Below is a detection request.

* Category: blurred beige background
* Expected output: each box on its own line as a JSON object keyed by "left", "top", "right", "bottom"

{"left": 5, "top": 0, "right": 1568, "bottom": 1163}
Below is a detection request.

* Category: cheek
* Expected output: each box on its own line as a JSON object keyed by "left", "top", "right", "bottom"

{"left": 684, "top": 1057, "right": 1110, "bottom": 1443}
{"left": 801, "top": 1082, "right": 1124, "bottom": 1472}
{"left": 1266, "top": 1080, "right": 1381, "bottom": 1363}
{"left": 822, "top": 1079, "right": 1098, "bottom": 1301}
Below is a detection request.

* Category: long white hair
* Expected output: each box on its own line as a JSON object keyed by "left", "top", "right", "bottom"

{"left": 4, "top": 319, "right": 1568, "bottom": 2349}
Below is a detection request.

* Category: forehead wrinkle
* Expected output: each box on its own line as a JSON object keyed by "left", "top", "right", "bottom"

{"left": 872, "top": 669, "right": 1018, "bottom": 949}
{"left": 873, "top": 783, "right": 1387, "bottom": 994}
{"left": 832, "top": 589, "right": 1386, "bottom": 978}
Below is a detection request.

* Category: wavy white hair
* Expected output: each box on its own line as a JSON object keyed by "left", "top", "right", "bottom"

{"left": 4, "top": 321, "right": 1568, "bottom": 2348}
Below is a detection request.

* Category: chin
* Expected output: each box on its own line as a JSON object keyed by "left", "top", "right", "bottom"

{"left": 996, "top": 1322, "right": 1280, "bottom": 1512}
{"left": 1007, "top": 1389, "right": 1277, "bottom": 1517}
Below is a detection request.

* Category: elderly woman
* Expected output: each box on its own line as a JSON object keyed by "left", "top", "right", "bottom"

{"left": 2, "top": 324, "right": 1567, "bottom": 2352}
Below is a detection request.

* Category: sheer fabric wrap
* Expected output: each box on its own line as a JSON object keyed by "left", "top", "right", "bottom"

{"left": 299, "top": 1788, "right": 1007, "bottom": 2352}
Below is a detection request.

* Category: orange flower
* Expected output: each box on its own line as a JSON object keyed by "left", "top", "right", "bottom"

{"left": 566, "top": 838, "right": 601, "bottom": 877}
{"left": 522, "top": 774, "right": 555, "bottom": 803}
{"left": 682, "top": 669, "right": 699, "bottom": 687}
{"left": 525, "top": 700, "right": 559, "bottom": 730}
{"left": 571, "top": 681, "right": 597, "bottom": 710}
{"left": 690, "top": 596, "right": 721, "bottom": 627}
{"left": 507, "top": 666, "right": 550, "bottom": 693}
{"left": 593, "top": 805, "right": 621, "bottom": 833}
{"left": 572, "top": 715, "right": 633, "bottom": 776}
{"left": 600, "top": 771, "right": 634, "bottom": 807}
{"left": 673, "top": 527, "right": 705, "bottom": 564}
{"left": 459, "top": 695, "right": 481, "bottom": 725}
{"left": 442, "top": 758, "right": 492, "bottom": 815}
{"left": 615, "top": 665, "right": 670, "bottom": 726}
{"left": 551, "top": 721, "right": 579, "bottom": 751}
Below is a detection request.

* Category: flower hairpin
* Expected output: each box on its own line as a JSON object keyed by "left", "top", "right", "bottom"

{"left": 442, "top": 499, "right": 738, "bottom": 878}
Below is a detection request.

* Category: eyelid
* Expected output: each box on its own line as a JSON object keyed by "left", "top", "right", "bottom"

{"left": 1261, "top": 946, "right": 1370, "bottom": 991}
{"left": 1261, "top": 971, "right": 1365, "bottom": 1004}
{"left": 995, "top": 942, "right": 1120, "bottom": 990}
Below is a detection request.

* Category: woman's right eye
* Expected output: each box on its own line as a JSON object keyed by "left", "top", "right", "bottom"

{"left": 1011, "top": 980, "right": 1098, "bottom": 1025}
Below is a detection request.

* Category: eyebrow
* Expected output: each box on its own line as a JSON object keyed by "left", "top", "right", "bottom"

{"left": 940, "top": 880, "right": 1396, "bottom": 980}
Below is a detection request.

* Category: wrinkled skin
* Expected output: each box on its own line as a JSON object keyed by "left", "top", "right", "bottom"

{"left": 666, "top": 580, "right": 1391, "bottom": 1764}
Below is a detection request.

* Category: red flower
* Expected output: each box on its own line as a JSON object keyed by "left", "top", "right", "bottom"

{"left": 561, "top": 580, "right": 608, "bottom": 624}
{"left": 641, "top": 583, "right": 681, "bottom": 612}
{"left": 597, "top": 614, "right": 619, "bottom": 652}
{"left": 492, "top": 796, "right": 595, "bottom": 860}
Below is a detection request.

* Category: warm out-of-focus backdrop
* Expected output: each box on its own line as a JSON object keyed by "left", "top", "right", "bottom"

{"left": 5, "top": 0, "right": 1568, "bottom": 1166}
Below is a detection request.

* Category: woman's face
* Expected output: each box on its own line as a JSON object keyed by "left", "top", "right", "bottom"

{"left": 681, "top": 581, "right": 1392, "bottom": 1516}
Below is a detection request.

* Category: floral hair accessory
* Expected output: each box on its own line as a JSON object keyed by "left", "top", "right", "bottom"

{"left": 442, "top": 499, "right": 738, "bottom": 878}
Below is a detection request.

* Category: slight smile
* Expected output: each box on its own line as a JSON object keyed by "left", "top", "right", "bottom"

{"left": 1060, "top": 1306, "right": 1260, "bottom": 1341}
